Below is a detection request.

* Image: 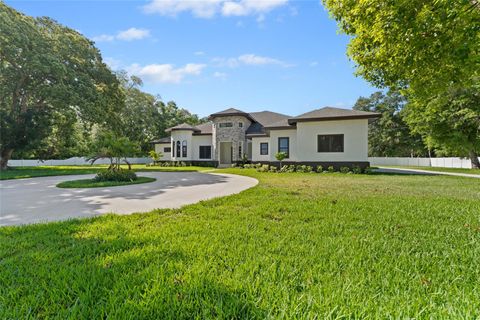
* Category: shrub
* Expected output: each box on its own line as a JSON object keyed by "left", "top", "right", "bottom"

{"left": 269, "top": 166, "right": 277, "bottom": 173}
{"left": 255, "top": 163, "right": 263, "bottom": 169}
{"left": 275, "top": 152, "right": 288, "bottom": 167}
{"left": 327, "top": 166, "right": 335, "bottom": 173}
{"left": 149, "top": 150, "right": 163, "bottom": 162}
{"left": 340, "top": 166, "right": 351, "bottom": 174}
{"left": 352, "top": 165, "right": 362, "bottom": 174}
{"left": 244, "top": 164, "right": 251, "bottom": 169}
{"left": 287, "top": 165, "right": 296, "bottom": 172}
{"left": 304, "top": 165, "right": 313, "bottom": 173}
{"left": 316, "top": 165, "right": 323, "bottom": 173}
{"left": 94, "top": 169, "right": 137, "bottom": 182}
{"left": 231, "top": 163, "right": 237, "bottom": 168}
{"left": 256, "top": 164, "right": 271, "bottom": 172}
{"left": 280, "top": 165, "right": 289, "bottom": 173}
{"left": 364, "top": 166, "right": 374, "bottom": 174}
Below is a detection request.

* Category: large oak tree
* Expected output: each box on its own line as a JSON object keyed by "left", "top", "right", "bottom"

{"left": 0, "top": 3, "right": 123, "bottom": 169}
{"left": 323, "top": 0, "right": 480, "bottom": 167}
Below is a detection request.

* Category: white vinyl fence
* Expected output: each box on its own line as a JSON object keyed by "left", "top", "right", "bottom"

{"left": 8, "top": 157, "right": 151, "bottom": 167}
{"left": 368, "top": 157, "right": 476, "bottom": 169}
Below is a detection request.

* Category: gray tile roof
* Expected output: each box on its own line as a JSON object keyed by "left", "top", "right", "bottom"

{"left": 193, "top": 122, "right": 213, "bottom": 134}
{"left": 151, "top": 137, "right": 171, "bottom": 144}
{"left": 247, "top": 111, "right": 292, "bottom": 134}
{"left": 288, "top": 107, "right": 380, "bottom": 124}
{"left": 165, "top": 123, "right": 199, "bottom": 132}
{"left": 209, "top": 108, "right": 252, "bottom": 119}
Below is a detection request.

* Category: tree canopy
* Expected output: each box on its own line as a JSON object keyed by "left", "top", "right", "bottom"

{"left": 323, "top": 0, "right": 480, "bottom": 167}
{"left": 0, "top": 3, "right": 123, "bottom": 169}
{"left": 0, "top": 3, "right": 204, "bottom": 167}
{"left": 353, "top": 91, "right": 427, "bottom": 157}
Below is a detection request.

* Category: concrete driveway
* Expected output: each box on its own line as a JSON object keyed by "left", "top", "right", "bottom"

{"left": 0, "top": 172, "right": 258, "bottom": 226}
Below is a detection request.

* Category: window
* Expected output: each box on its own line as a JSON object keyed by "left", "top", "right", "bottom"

{"left": 238, "top": 144, "right": 242, "bottom": 158}
{"left": 260, "top": 142, "right": 268, "bottom": 155}
{"left": 317, "top": 134, "right": 344, "bottom": 152}
{"left": 171, "top": 140, "right": 175, "bottom": 157}
{"left": 199, "top": 146, "right": 211, "bottom": 159}
{"left": 164, "top": 147, "right": 171, "bottom": 153}
{"left": 182, "top": 140, "right": 187, "bottom": 157}
{"left": 239, "top": 122, "right": 243, "bottom": 128}
{"left": 176, "top": 141, "right": 181, "bottom": 158}
{"left": 219, "top": 122, "right": 233, "bottom": 128}
{"left": 278, "top": 137, "right": 289, "bottom": 158}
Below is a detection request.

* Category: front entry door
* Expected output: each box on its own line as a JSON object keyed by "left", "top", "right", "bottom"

{"left": 220, "top": 142, "right": 232, "bottom": 164}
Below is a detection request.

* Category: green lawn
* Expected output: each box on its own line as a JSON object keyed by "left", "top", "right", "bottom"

{"left": 56, "top": 176, "right": 156, "bottom": 188}
{"left": 0, "top": 164, "right": 211, "bottom": 180}
{"left": 1, "top": 169, "right": 480, "bottom": 318}
{"left": 383, "top": 165, "right": 480, "bottom": 175}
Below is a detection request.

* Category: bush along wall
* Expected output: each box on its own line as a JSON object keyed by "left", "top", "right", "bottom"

{"left": 231, "top": 163, "right": 372, "bottom": 174}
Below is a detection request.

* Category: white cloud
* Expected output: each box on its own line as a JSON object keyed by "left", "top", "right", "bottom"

{"left": 310, "top": 61, "right": 319, "bottom": 67}
{"left": 127, "top": 63, "right": 206, "bottom": 84}
{"left": 143, "top": 0, "right": 223, "bottom": 18}
{"left": 213, "top": 54, "right": 293, "bottom": 68}
{"left": 92, "top": 34, "right": 115, "bottom": 42}
{"left": 93, "top": 27, "right": 150, "bottom": 42}
{"left": 213, "top": 71, "right": 227, "bottom": 79}
{"left": 117, "top": 28, "right": 150, "bottom": 41}
{"left": 222, "top": 0, "right": 288, "bottom": 16}
{"left": 143, "top": 0, "right": 288, "bottom": 18}
{"left": 194, "top": 51, "right": 206, "bottom": 56}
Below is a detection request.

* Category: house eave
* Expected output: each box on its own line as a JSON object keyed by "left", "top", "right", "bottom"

{"left": 288, "top": 114, "right": 381, "bottom": 125}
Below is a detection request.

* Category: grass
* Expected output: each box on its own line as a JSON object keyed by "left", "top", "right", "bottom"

{"left": 382, "top": 165, "right": 480, "bottom": 175}
{"left": 56, "top": 176, "right": 156, "bottom": 188}
{"left": 0, "top": 164, "right": 212, "bottom": 180}
{"left": 1, "top": 169, "right": 480, "bottom": 318}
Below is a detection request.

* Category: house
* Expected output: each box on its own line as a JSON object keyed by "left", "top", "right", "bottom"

{"left": 153, "top": 107, "right": 380, "bottom": 169}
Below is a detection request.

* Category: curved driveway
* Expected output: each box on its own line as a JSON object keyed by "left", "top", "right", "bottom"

{"left": 0, "top": 172, "right": 258, "bottom": 226}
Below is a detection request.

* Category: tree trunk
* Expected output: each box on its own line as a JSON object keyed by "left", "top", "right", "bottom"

{"left": 470, "top": 150, "right": 480, "bottom": 169}
{"left": 0, "top": 149, "right": 14, "bottom": 170}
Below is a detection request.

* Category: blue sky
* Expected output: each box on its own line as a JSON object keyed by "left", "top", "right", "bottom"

{"left": 8, "top": 0, "right": 378, "bottom": 117}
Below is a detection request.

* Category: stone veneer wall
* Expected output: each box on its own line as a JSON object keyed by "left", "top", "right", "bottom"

{"left": 212, "top": 115, "right": 251, "bottom": 163}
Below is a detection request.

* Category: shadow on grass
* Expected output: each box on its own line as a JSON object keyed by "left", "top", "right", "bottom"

{"left": 0, "top": 218, "right": 265, "bottom": 319}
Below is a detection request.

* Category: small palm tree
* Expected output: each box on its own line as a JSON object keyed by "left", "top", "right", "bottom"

{"left": 275, "top": 152, "right": 288, "bottom": 168}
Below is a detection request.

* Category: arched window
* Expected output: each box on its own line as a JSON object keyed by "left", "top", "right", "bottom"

{"left": 176, "top": 141, "right": 181, "bottom": 158}
{"left": 182, "top": 140, "right": 187, "bottom": 158}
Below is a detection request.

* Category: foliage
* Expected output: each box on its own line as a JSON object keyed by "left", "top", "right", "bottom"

{"left": 2, "top": 170, "right": 480, "bottom": 318}
{"left": 93, "top": 169, "right": 138, "bottom": 182}
{"left": 149, "top": 150, "right": 163, "bottom": 162}
{"left": 354, "top": 91, "right": 427, "bottom": 157}
{"left": 323, "top": 0, "right": 480, "bottom": 167}
{"left": 340, "top": 166, "right": 351, "bottom": 174}
{"left": 88, "top": 131, "right": 139, "bottom": 171}
{"left": 352, "top": 166, "right": 362, "bottom": 174}
{"left": 0, "top": 3, "right": 123, "bottom": 169}
{"left": 316, "top": 165, "right": 323, "bottom": 173}
{"left": 275, "top": 152, "right": 288, "bottom": 168}
{"left": 327, "top": 166, "right": 335, "bottom": 173}
{"left": 404, "top": 86, "right": 480, "bottom": 164}
{"left": 57, "top": 176, "right": 155, "bottom": 188}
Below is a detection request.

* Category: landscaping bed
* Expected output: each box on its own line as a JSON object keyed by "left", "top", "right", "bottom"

{"left": 57, "top": 176, "right": 156, "bottom": 188}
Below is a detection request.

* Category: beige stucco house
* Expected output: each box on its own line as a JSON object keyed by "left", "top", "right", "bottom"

{"left": 153, "top": 107, "right": 380, "bottom": 169}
